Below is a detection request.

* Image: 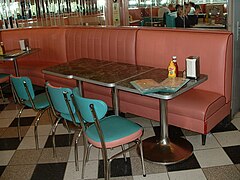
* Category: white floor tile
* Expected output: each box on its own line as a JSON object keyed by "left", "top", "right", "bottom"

{"left": 168, "top": 169, "right": 207, "bottom": 180}
{"left": 133, "top": 173, "right": 169, "bottom": 180}
{"left": 231, "top": 117, "right": 240, "bottom": 130}
{"left": 18, "top": 135, "right": 48, "bottom": 149}
{"left": 25, "top": 125, "right": 52, "bottom": 137}
{"left": 0, "top": 110, "right": 18, "bottom": 119}
{"left": 194, "top": 148, "right": 233, "bottom": 168}
{"left": 213, "top": 130, "right": 240, "bottom": 147}
{"left": 83, "top": 160, "right": 99, "bottom": 179}
{"left": 55, "top": 124, "right": 70, "bottom": 135}
{"left": 69, "top": 145, "right": 100, "bottom": 161}
{"left": 151, "top": 120, "right": 160, "bottom": 127}
{"left": 0, "top": 118, "right": 13, "bottom": 128}
{"left": 64, "top": 161, "right": 82, "bottom": 180}
{"left": 68, "top": 146, "right": 84, "bottom": 162}
{"left": 142, "top": 127, "right": 155, "bottom": 139}
{"left": 0, "top": 150, "right": 15, "bottom": 165}
{"left": 99, "top": 146, "right": 130, "bottom": 160}
{"left": 21, "top": 109, "right": 37, "bottom": 117}
{"left": 186, "top": 134, "right": 221, "bottom": 150}
{"left": 233, "top": 112, "right": 240, "bottom": 118}
{"left": 129, "top": 117, "right": 153, "bottom": 128}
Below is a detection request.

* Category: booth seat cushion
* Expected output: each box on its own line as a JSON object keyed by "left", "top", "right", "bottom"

{"left": 168, "top": 89, "right": 226, "bottom": 120}
{"left": 119, "top": 91, "right": 160, "bottom": 121}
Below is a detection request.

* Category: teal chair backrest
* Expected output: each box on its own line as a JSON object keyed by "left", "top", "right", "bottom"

{"left": 46, "top": 82, "right": 75, "bottom": 115}
{"left": 72, "top": 87, "right": 108, "bottom": 123}
{"left": 166, "top": 14, "right": 176, "bottom": 27}
{"left": 11, "top": 76, "right": 35, "bottom": 101}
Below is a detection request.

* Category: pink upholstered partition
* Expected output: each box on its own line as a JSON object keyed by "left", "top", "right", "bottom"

{"left": 65, "top": 26, "right": 138, "bottom": 64}
{"left": 64, "top": 26, "right": 139, "bottom": 107}
{"left": 0, "top": 27, "right": 68, "bottom": 86}
{"left": 119, "top": 28, "right": 233, "bottom": 135}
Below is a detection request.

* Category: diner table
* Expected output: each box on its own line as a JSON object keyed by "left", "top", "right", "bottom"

{"left": 116, "top": 68, "right": 208, "bottom": 164}
{"left": 0, "top": 48, "right": 39, "bottom": 76}
{"left": 42, "top": 58, "right": 154, "bottom": 115}
{"left": 43, "top": 59, "right": 208, "bottom": 164}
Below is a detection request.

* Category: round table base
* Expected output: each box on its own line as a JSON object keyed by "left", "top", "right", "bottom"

{"left": 138, "top": 136, "right": 193, "bottom": 165}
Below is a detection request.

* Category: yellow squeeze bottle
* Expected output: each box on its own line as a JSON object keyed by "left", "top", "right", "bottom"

{"left": 168, "top": 60, "right": 176, "bottom": 78}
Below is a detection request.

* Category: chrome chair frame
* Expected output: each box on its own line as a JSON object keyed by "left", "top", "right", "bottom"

{"left": 11, "top": 76, "right": 51, "bottom": 149}
{"left": 0, "top": 73, "right": 10, "bottom": 102}
{"left": 70, "top": 94, "right": 146, "bottom": 180}
{"left": 45, "top": 83, "right": 82, "bottom": 171}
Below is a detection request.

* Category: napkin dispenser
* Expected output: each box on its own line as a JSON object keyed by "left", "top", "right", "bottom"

{"left": 185, "top": 56, "right": 200, "bottom": 79}
{"left": 19, "top": 39, "right": 29, "bottom": 51}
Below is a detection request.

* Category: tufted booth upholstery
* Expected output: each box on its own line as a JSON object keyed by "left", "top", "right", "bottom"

{"left": 0, "top": 26, "right": 233, "bottom": 139}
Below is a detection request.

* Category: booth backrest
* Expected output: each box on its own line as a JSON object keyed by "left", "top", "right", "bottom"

{"left": 1, "top": 27, "right": 67, "bottom": 64}
{"left": 136, "top": 28, "right": 233, "bottom": 103}
{"left": 65, "top": 27, "right": 137, "bottom": 64}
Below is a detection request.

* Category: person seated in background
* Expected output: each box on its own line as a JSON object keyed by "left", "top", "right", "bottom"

{"left": 188, "top": 2, "right": 196, "bottom": 15}
{"left": 158, "top": 4, "right": 170, "bottom": 18}
{"left": 175, "top": 5, "right": 191, "bottom": 28}
{"left": 194, "top": 4, "right": 202, "bottom": 15}
{"left": 168, "top": 4, "right": 176, "bottom": 12}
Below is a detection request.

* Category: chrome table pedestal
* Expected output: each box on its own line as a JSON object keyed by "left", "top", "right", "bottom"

{"left": 139, "top": 99, "right": 193, "bottom": 164}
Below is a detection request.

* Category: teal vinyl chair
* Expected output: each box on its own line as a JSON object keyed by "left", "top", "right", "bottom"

{"left": 0, "top": 73, "right": 10, "bottom": 102}
{"left": 10, "top": 76, "right": 50, "bottom": 149}
{"left": 45, "top": 82, "right": 82, "bottom": 171}
{"left": 166, "top": 13, "right": 176, "bottom": 27}
{"left": 71, "top": 88, "right": 146, "bottom": 180}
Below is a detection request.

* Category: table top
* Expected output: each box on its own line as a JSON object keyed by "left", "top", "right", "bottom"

{"left": 116, "top": 68, "right": 208, "bottom": 100}
{"left": 42, "top": 58, "right": 154, "bottom": 87}
{"left": 0, "top": 48, "right": 39, "bottom": 61}
{"left": 42, "top": 58, "right": 113, "bottom": 79}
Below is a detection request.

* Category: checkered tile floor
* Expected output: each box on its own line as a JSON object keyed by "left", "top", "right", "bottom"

{"left": 0, "top": 87, "right": 240, "bottom": 180}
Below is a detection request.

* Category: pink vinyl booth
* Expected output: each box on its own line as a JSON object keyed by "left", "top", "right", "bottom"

{"left": 0, "top": 26, "right": 233, "bottom": 145}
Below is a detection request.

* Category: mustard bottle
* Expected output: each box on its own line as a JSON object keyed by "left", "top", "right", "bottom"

{"left": 168, "top": 60, "right": 176, "bottom": 78}
{"left": 0, "top": 42, "right": 4, "bottom": 55}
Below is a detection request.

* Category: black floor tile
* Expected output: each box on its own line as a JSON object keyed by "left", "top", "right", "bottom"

{"left": 44, "top": 134, "right": 74, "bottom": 148}
{"left": 0, "top": 166, "right": 6, "bottom": 176}
{"left": 153, "top": 125, "right": 184, "bottom": 138}
{"left": 98, "top": 157, "right": 132, "bottom": 178}
{"left": 0, "top": 104, "right": 6, "bottom": 111}
{"left": 211, "top": 122, "right": 237, "bottom": 133}
{"left": 166, "top": 154, "right": 201, "bottom": 172}
{"left": 0, "top": 137, "right": 21, "bottom": 150}
{"left": 31, "top": 163, "right": 67, "bottom": 180}
{"left": 223, "top": 145, "right": 240, "bottom": 164}
{"left": 10, "top": 116, "right": 35, "bottom": 127}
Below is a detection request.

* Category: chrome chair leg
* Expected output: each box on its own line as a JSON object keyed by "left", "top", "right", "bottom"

{"left": 34, "top": 108, "right": 49, "bottom": 150}
{"left": 86, "top": 143, "right": 92, "bottom": 162}
{"left": 139, "top": 138, "right": 146, "bottom": 177}
{"left": 17, "top": 105, "right": 25, "bottom": 141}
{"left": 0, "top": 87, "right": 5, "bottom": 102}
{"left": 47, "top": 107, "right": 54, "bottom": 125}
{"left": 121, "top": 145, "right": 127, "bottom": 162}
{"left": 81, "top": 139, "right": 89, "bottom": 179}
{"left": 63, "top": 119, "right": 71, "bottom": 146}
{"left": 74, "top": 129, "right": 82, "bottom": 171}
{"left": 52, "top": 117, "right": 61, "bottom": 157}
{"left": 101, "top": 147, "right": 109, "bottom": 180}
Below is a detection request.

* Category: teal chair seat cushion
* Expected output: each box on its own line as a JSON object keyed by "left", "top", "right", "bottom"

{"left": 86, "top": 115, "right": 143, "bottom": 148}
{"left": 24, "top": 93, "right": 49, "bottom": 109}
